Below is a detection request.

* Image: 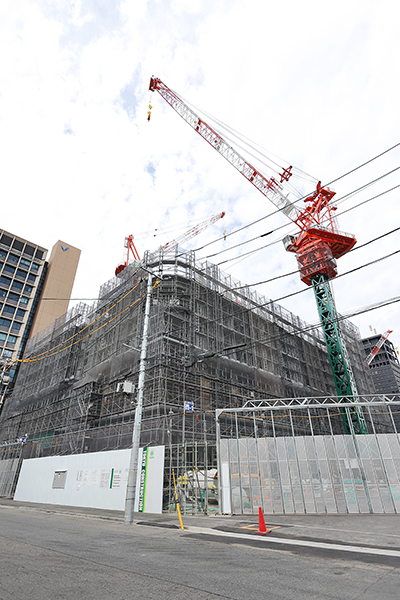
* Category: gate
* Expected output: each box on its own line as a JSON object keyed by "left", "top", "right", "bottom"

{"left": 163, "top": 442, "right": 218, "bottom": 515}
{"left": 216, "top": 395, "right": 400, "bottom": 514}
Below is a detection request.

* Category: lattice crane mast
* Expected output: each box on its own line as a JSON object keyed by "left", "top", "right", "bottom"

{"left": 116, "top": 212, "right": 225, "bottom": 276}
{"left": 149, "top": 76, "right": 367, "bottom": 434}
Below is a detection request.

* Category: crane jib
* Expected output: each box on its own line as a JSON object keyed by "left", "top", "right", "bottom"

{"left": 149, "top": 77, "right": 299, "bottom": 224}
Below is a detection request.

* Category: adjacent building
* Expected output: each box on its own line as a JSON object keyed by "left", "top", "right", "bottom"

{"left": 0, "top": 229, "right": 80, "bottom": 392}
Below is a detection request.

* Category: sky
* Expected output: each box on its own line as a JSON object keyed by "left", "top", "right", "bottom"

{"left": 1, "top": 0, "right": 399, "bottom": 352}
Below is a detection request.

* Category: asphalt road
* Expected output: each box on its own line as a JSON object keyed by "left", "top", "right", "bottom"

{"left": 0, "top": 505, "right": 399, "bottom": 600}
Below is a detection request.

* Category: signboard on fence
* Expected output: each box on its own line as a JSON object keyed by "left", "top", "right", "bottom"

{"left": 134, "top": 445, "right": 165, "bottom": 514}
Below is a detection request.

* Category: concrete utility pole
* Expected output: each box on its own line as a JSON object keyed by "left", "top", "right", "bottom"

{"left": 0, "top": 359, "right": 11, "bottom": 415}
{"left": 124, "top": 271, "right": 154, "bottom": 524}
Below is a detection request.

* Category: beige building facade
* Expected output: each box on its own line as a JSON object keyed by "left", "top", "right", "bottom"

{"left": 29, "top": 241, "right": 81, "bottom": 339}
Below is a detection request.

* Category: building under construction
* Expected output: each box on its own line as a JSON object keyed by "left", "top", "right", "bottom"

{"left": 0, "top": 246, "right": 376, "bottom": 460}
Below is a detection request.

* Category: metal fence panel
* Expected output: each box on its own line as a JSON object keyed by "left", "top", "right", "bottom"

{"left": 219, "top": 434, "right": 400, "bottom": 515}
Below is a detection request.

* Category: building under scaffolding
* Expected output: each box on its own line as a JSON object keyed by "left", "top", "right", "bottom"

{"left": 0, "top": 248, "right": 379, "bottom": 510}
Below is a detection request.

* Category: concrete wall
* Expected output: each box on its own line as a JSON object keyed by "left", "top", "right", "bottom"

{"left": 14, "top": 447, "right": 165, "bottom": 513}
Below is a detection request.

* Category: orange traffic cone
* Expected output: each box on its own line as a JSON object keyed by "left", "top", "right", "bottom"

{"left": 256, "top": 506, "right": 269, "bottom": 535}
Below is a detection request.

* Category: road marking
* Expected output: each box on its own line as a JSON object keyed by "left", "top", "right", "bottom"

{"left": 185, "top": 526, "right": 400, "bottom": 558}
{"left": 240, "top": 524, "right": 281, "bottom": 531}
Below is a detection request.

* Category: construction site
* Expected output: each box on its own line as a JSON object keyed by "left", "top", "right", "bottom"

{"left": 1, "top": 78, "right": 399, "bottom": 515}
{"left": 0, "top": 242, "right": 389, "bottom": 510}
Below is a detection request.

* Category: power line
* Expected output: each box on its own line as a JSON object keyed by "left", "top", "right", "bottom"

{"left": 226, "top": 225, "right": 400, "bottom": 291}
{"left": 188, "top": 143, "right": 400, "bottom": 253}
{"left": 203, "top": 173, "right": 400, "bottom": 266}
{"left": 219, "top": 294, "right": 400, "bottom": 361}
{"left": 199, "top": 178, "right": 400, "bottom": 269}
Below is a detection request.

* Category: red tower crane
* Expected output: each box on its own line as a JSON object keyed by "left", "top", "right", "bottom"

{"left": 116, "top": 212, "right": 225, "bottom": 276}
{"left": 149, "top": 76, "right": 367, "bottom": 434}
{"left": 115, "top": 235, "right": 141, "bottom": 276}
{"left": 365, "top": 330, "right": 393, "bottom": 366}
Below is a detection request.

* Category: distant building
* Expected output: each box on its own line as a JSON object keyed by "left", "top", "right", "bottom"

{"left": 0, "top": 229, "right": 80, "bottom": 393}
{"left": 362, "top": 334, "right": 400, "bottom": 401}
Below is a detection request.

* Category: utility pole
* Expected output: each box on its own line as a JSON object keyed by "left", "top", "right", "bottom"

{"left": 124, "top": 271, "right": 154, "bottom": 524}
{"left": 0, "top": 359, "right": 11, "bottom": 415}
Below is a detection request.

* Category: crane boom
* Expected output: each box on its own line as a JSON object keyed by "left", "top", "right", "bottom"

{"left": 149, "top": 77, "right": 300, "bottom": 223}
{"left": 147, "top": 211, "right": 225, "bottom": 262}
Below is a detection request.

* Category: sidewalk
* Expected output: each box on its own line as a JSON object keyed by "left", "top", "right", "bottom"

{"left": 1, "top": 497, "right": 399, "bottom": 552}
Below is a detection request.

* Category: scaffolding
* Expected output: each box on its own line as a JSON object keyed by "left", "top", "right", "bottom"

{"left": 0, "top": 248, "right": 379, "bottom": 474}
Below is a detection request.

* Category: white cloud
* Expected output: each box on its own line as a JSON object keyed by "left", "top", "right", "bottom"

{"left": 0, "top": 0, "right": 399, "bottom": 352}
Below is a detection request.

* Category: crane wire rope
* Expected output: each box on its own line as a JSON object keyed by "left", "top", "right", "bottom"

{"left": 171, "top": 88, "right": 400, "bottom": 235}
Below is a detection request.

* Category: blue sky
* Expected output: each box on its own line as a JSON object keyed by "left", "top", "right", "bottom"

{"left": 1, "top": 0, "right": 399, "bottom": 347}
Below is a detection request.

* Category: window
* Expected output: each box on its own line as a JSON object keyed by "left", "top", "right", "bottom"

{"left": 24, "top": 285, "right": 33, "bottom": 294}
{"left": 0, "top": 290, "right": 6, "bottom": 298}
{"left": 0, "top": 333, "right": 6, "bottom": 341}
{"left": 2, "top": 349, "right": 12, "bottom": 358}
{"left": 3, "top": 264, "right": 15, "bottom": 275}
{"left": 3, "top": 305, "right": 15, "bottom": 315}
{"left": 16, "top": 308, "right": 25, "bottom": 317}
{"left": 0, "top": 276, "right": 11, "bottom": 287}
{"left": 16, "top": 270, "right": 26, "bottom": 280}
{"left": 8, "top": 293, "right": 19, "bottom": 302}
{"left": 11, "top": 322, "right": 21, "bottom": 331}
{"left": 12, "top": 240, "right": 24, "bottom": 252}
{"left": 0, "top": 250, "right": 6, "bottom": 259}
{"left": 19, "top": 297, "right": 29, "bottom": 305}
{"left": 31, "top": 263, "right": 39, "bottom": 272}
{"left": 35, "top": 249, "right": 44, "bottom": 260}
{"left": 20, "top": 258, "right": 31, "bottom": 268}
{"left": 27, "top": 273, "right": 36, "bottom": 283}
{"left": 8, "top": 254, "right": 19, "bottom": 264}
{"left": 7, "top": 335, "right": 17, "bottom": 344}
{"left": 11, "top": 281, "right": 23, "bottom": 290}
{"left": 0, "top": 234, "right": 12, "bottom": 247}
{"left": 0, "top": 318, "right": 11, "bottom": 328}
{"left": 24, "top": 244, "right": 35, "bottom": 256}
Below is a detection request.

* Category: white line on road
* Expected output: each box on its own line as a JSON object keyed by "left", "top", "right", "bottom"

{"left": 184, "top": 526, "right": 400, "bottom": 558}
